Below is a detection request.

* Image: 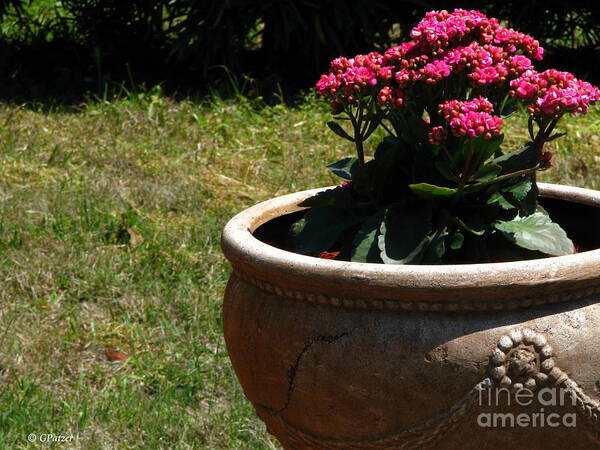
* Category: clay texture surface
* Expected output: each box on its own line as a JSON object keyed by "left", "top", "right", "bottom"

{"left": 221, "top": 183, "right": 600, "bottom": 449}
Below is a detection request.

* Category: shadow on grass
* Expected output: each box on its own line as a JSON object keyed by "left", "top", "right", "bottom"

{"left": 0, "top": 38, "right": 320, "bottom": 113}
{"left": 0, "top": 36, "right": 597, "bottom": 112}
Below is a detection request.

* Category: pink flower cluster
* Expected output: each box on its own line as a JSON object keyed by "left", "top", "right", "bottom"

{"left": 410, "top": 9, "right": 543, "bottom": 60}
{"left": 465, "top": 53, "right": 533, "bottom": 86}
{"left": 315, "top": 52, "right": 399, "bottom": 107}
{"left": 410, "top": 9, "right": 497, "bottom": 49}
{"left": 316, "top": 9, "right": 545, "bottom": 111}
{"left": 316, "top": 8, "right": 599, "bottom": 145}
{"left": 377, "top": 85, "right": 405, "bottom": 106}
{"left": 436, "top": 97, "right": 503, "bottom": 139}
{"left": 428, "top": 126, "right": 447, "bottom": 145}
{"left": 509, "top": 69, "right": 600, "bottom": 117}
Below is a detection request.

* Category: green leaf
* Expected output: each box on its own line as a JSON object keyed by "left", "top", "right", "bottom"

{"left": 327, "top": 121, "right": 355, "bottom": 141}
{"left": 374, "top": 135, "right": 408, "bottom": 160}
{"left": 475, "top": 135, "right": 504, "bottom": 162}
{"left": 408, "top": 183, "right": 457, "bottom": 198}
{"left": 361, "top": 136, "right": 411, "bottom": 206}
{"left": 492, "top": 145, "right": 538, "bottom": 174}
{"left": 390, "top": 111, "right": 430, "bottom": 145}
{"left": 423, "top": 226, "right": 449, "bottom": 263}
{"left": 291, "top": 207, "right": 361, "bottom": 255}
{"left": 506, "top": 177, "right": 532, "bottom": 201}
{"left": 463, "top": 167, "right": 538, "bottom": 194}
{"left": 450, "top": 231, "right": 464, "bottom": 250}
{"left": 500, "top": 103, "right": 516, "bottom": 118}
{"left": 487, "top": 177, "right": 532, "bottom": 210}
{"left": 378, "top": 204, "right": 432, "bottom": 264}
{"left": 327, "top": 157, "right": 358, "bottom": 180}
{"left": 494, "top": 212, "right": 575, "bottom": 256}
{"left": 536, "top": 204, "right": 550, "bottom": 216}
{"left": 455, "top": 217, "right": 486, "bottom": 236}
{"left": 351, "top": 214, "right": 383, "bottom": 262}
{"left": 453, "top": 135, "right": 503, "bottom": 169}
{"left": 471, "top": 164, "right": 501, "bottom": 182}
{"left": 487, "top": 191, "right": 515, "bottom": 210}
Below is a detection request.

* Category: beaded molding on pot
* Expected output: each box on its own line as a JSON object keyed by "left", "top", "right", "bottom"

{"left": 488, "top": 328, "right": 558, "bottom": 389}
{"left": 488, "top": 328, "right": 600, "bottom": 441}
{"left": 261, "top": 328, "right": 600, "bottom": 449}
{"left": 233, "top": 268, "right": 600, "bottom": 312}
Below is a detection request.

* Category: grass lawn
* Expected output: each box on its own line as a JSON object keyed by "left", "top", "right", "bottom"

{"left": 0, "top": 90, "right": 598, "bottom": 448}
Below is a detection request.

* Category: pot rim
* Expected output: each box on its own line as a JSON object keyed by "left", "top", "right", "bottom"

{"left": 221, "top": 183, "right": 600, "bottom": 310}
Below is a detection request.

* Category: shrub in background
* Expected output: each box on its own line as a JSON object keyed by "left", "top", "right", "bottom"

{"left": 0, "top": 0, "right": 597, "bottom": 100}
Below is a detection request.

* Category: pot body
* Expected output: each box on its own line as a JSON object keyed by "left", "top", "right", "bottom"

{"left": 221, "top": 183, "right": 600, "bottom": 449}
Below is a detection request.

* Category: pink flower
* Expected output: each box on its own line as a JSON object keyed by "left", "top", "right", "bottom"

{"left": 439, "top": 98, "right": 502, "bottom": 139}
{"left": 419, "top": 60, "right": 453, "bottom": 84}
{"left": 492, "top": 27, "right": 544, "bottom": 60}
{"left": 394, "top": 69, "right": 418, "bottom": 86}
{"left": 428, "top": 126, "right": 447, "bottom": 144}
{"left": 536, "top": 85, "right": 598, "bottom": 116}
{"left": 510, "top": 69, "right": 600, "bottom": 117}
{"left": 341, "top": 66, "right": 377, "bottom": 87}
{"left": 441, "top": 43, "right": 502, "bottom": 72}
{"left": 509, "top": 69, "right": 540, "bottom": 100}
{"left": 377, "top": 66, "right": 395, "bottom": 80}
{"left": 383, "top": 42, "right": 420, "bottom": 66}
{"left": 315, "top": 51, "right": 391, "bottom": 107}
{"left": 410, "top": 9, "right": 498, "bottom": 50}
{"left": 540, "top": 151, "right": 553, "bottom": 169}
{"left": 469, "top": 65, "right": 505, "bottom": 85}
{"left": 315, "top": 8, "right": 596, "bottom": 123}
{"left": 439, "top": 97, "right": 494, "bottom": 119}
{"left": 505, "top": 55, "right": 532, "bottom": 77}
{"left": 330, "top": 57, "right": 351, "bottom": 73}
{"left": 377, "top": 86, "right": 405, "bottom": 106}
{"left": 316, "top": 73, "right": 341, "bottom": 95}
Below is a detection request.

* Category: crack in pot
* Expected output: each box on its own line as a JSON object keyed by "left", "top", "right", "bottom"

{"left": 263, "top": 329, "right": 355, "bottom": 415}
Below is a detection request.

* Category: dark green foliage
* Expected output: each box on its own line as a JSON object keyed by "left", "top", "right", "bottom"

{"left": 327, "top": 157, "right": 359, "bottom": 180}
{"left": 351, "top": 213, "right": 384, "bottom": 262}
{"left": 291, "top": 131, "right": 574, "bottom": 264}
{"left": 0, "top": 0, "right": 22, "bottom": 17}
{"left": 327, "top": 123, "right": 356, "bottom": 142}
{"left": 290, "top": 205, "right": 362, "bottom": 255}
{"left": 378, "top": 203, "right": 433, "bottom": 264}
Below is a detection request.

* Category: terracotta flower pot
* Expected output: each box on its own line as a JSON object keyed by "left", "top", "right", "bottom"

{"left": 220, "top": 183, "right": 600, "bottom": 449}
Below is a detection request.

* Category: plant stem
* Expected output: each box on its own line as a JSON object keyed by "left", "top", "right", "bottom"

{"left": 527, "top": 116, "right": 535, "bottom": 140}
{"left": 344, "top": 103, "right": 366, "bottom": 165}
{"left": 457, "top": 139, "right": 475, "bottom": 192}
{"left": 360, "top": 97, "right": 372, "bottom": 136}
{"left": 347, "top": 99, "right": 365, "bottom": 166}
{"left": 498, "top": 94, "right": 509, "bottom": 116}
{"left": 348, "top": 110, "right": 365, "bottom": 165}
{"left": 543, "top": 117, "right": 560, "bottom": 140}
{"left": 531, "top": 116, "right": 560, "bottom": 156}
{"left": 380, "top": 120, "right": 396, "bottom": 137}
{"left": 463, "top": 165, "right": 540, "bottom": 193}
{"left": 355, "top": 138, "right": 365, "bottom": 166}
